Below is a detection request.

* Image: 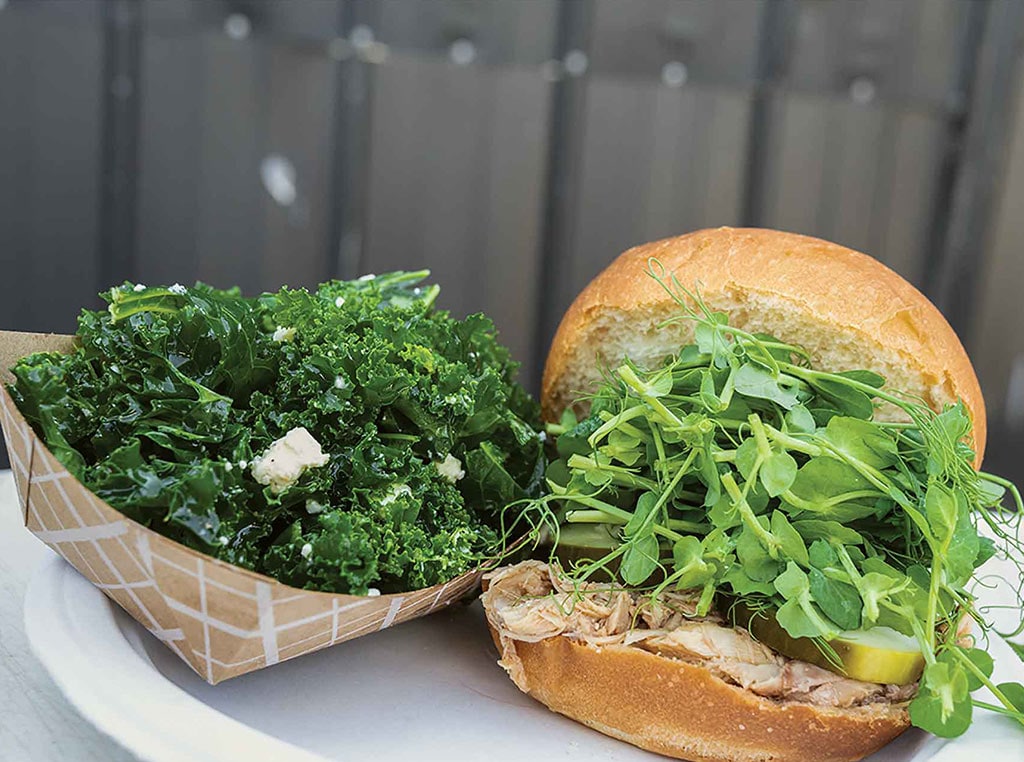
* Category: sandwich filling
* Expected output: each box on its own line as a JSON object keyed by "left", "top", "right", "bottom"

{"left": 483, "top": 561, "right": 917, "bottom": 709}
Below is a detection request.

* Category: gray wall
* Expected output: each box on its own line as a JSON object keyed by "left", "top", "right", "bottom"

{"left": 2, "top": 0, "right": 1024, "bottom": 480}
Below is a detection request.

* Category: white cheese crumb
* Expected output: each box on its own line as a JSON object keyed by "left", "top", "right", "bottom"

{"left": 250, "top": 427, "right": 330, "bottom": 494}
{"left": 306, "top": 499, "right": 326, "bottom": 515}
{"left": 272, "top": 326, "right": 296, "bottom": 343}
{"left": 169, "top": 283, "right": 187, "bottom": 295}
{"left": 366, "top": 588, "right": 381, "bottom": 597}
{"left": 380, "top": 483, "right": 412, "bottom": 505}
{"left": 538, "top": 431, "right": 548, "bottom": 443}
{"left": 334, "top": 296, "right": 345, "bottom": 307}
{"left": 434, "top": 454, "right": 465, "bottom": 483}
{"left": 133, "top": 283, "right": 146, "bottom": 292}
{"left": 300, "top": 543, "right": 313, "bottom": 559}
{"left": 224, "top": 462, "right": 233, "bottom": 472}
{"left": 219, "top": 536, "right": 229, "bottom": 546}
{"left": 358, "top": 273, "right": 375, "bottom": 281}
{"left": 334, "top": 375, "right": 347, "bottom": 390}
{"left": 238, "top": 460, "right": 248, "bottom": 469}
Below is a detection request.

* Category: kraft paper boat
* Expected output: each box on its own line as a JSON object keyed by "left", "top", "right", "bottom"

{"left": 0, "top": 330, "right": 481, "bottom": 684}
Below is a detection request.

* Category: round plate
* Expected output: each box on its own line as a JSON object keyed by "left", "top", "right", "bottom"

{"left": 23, "top": 554, "right": 1024, "bottom": 762}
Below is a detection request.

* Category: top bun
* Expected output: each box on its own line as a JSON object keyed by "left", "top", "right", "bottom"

{"left": 542, "top": 227, "right": 986, "bottom": 467}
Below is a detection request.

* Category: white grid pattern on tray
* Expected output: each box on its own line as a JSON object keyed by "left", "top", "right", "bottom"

{"left": 4, "top": 385, "right": 479, "bottom": 683}
{"left": 0, "top": 385, "right": 31, "bottom": 503}
{"left": 25, "top": 445, "right": 195, "bottom": 667}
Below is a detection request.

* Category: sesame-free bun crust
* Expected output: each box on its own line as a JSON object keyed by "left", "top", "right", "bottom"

{"left": 542, "top": 228, "right": 986, "bottom": 466}
{"left": 487, "top": 625, "right": 910, "bottom": 762}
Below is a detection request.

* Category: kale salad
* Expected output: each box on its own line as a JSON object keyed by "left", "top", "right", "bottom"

{"left": 9, "top": 272, "right": 545, "bottom": 595}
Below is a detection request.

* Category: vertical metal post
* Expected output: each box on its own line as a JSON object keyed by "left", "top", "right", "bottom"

{"left": 927, "top": 0, "right": 1023, "bottom": 340}
{"left": 97, "top": 0, "right": 141, "bottom": 288}
{"left": 327, "top": 0, "right": 379, "bottom": 280}
{"left": 740, "top": 0, "right": 795, "bottom": 227}
{"left": 919, "top": 0, "right": 990, "bottom": 303}
{"left": 532, "top": 0, "right": 594, "bottom": 388}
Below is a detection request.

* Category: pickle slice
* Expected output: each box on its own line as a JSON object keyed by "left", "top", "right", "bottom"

{"left": 542, "top": 523, "right": 673, "bottom": 584}
{"left": 535, "top": 523, "right": 623, "bottom": 581}
{"left": 734, "top": 603, "right": 925, "bottom": 685}
{"left": 547, "top": 522, "right": 621, "bottom": 567}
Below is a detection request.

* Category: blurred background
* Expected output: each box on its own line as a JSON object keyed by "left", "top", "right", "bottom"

{"left": 1, "top": 0, "right": 1023, "bottom": 482}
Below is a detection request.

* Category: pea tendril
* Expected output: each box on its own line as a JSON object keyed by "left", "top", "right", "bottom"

{"left": 512, "top": 258, "right": 1024, "bottom": 738}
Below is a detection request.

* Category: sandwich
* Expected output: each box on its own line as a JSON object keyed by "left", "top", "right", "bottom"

{"left": 481, "top": 228, "right": 1024, "bottom": 762}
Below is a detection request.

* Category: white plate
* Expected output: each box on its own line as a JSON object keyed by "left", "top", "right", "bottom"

{"left": 23, "top": 554, "right": 1024, "bottom": 762}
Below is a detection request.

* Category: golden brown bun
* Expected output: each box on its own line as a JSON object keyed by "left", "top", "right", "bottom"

{"left": 487, "top": 624, "right": 909, "bottom": 762}
{"left": 542, "top": 227, "right": 986, "bottom": 467}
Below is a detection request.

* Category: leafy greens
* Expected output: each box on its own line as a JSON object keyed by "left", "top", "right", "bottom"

{"left": 9, "top": 272, "right": 544, "bottom": 595}
{"left": 520, "top": 259, "right": 1024, "bottom": 738}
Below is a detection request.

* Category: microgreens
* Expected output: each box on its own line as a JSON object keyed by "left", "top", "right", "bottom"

{"left": 518, "top": 258, "right": 1024, "bottom": 738}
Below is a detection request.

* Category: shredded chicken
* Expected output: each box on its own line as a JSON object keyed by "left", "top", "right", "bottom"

{"left": 636, "top": 590, "right": 704, "bottom": 630}
{"left": 884, "top": 682, "right": 919, "bottom": 702}
{"left": 482, "top": 561, "right": 918, "bottom": 709}
{"left": 481, "top": 560, "right": 635, "bottom": 646}
{"left": 777, "top": 661, "right": 884, "bottom": 707}
{"left": 643, "top": 622, "right": 781, "bottom": 664}
{"left": 717, "top": 661, "right": 786, "bottom": 695}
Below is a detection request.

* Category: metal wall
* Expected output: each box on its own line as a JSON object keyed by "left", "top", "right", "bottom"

{"left": 1, "top": 0, "right": 1023, "bottom": 478}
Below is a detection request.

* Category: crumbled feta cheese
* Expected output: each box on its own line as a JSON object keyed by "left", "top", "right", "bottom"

{"left": 169, "top": 283, "right": 187, "bottom": 295}
{"left": 358, "top": 273, "right": 376, "bottom": 281}
{"left": 224, "top": 461, "right": 233, "bottom": 472}
{"left": 250, "top": 427, "right": 330, "bottom": 494}
{"left": 306, "top": 499, "right": 326, "bottom": 515}
{"left": 272, "top": 326, "right": 296, "bottom": 343}
{"left": 300, "top": 543, "right": 313, "bottom": 559}
{"left": 366, "top": 588, "right": 381, "bottom": 597}
{"left": 434, "top": 454, "right": 465, "bottom": 483}
{"left": 538, "top": 431, "right": 547, "bottom": 443}
{"left": 334, "top": 375, "right": 347, "bottom": 390}
{"left": 219, "top": 536, "right": 229, "bottom": 546}
{"left": 334, "top": 296, "right": 345, "bottom": 307}
{"left": 380, "top": 483, "right": 412, "bottom": 505}
{"left": 133, "top": 283, "right": 146, "bottom": 292}
{"left": 238, "top": 460, "right": 248, "bottom": 469}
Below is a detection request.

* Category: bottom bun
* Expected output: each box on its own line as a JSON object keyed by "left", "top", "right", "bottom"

{"left": 488, "top": 625, "right": 910, "bottom": 762}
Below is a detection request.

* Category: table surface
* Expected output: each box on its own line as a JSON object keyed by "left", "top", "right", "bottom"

{"left": 0, "top": 470, "right": 135, "bottom": 762}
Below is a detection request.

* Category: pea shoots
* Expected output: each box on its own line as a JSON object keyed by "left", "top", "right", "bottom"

{"left": 521, "top": 259, "right": 1024, "bottom": 738}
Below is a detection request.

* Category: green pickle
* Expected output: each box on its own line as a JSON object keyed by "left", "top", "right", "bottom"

{"left": 548, "top": 522, "right": 621, "bottom": 568}
{"left": 734, "top": 602, "right": 925, "bottom": 685}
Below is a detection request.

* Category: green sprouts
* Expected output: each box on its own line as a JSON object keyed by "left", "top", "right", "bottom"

{"left": 518, "top": 258, "right": 1024, "bottom": 738}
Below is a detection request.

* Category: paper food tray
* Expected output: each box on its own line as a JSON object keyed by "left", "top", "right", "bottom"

{"left": 0, "top": 330, "right": 481, "bottom": 684}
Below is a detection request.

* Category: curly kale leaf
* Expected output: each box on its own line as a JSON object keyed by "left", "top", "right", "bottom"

{"left": 8, "top": 273, "right": 543, "bottom": 595}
